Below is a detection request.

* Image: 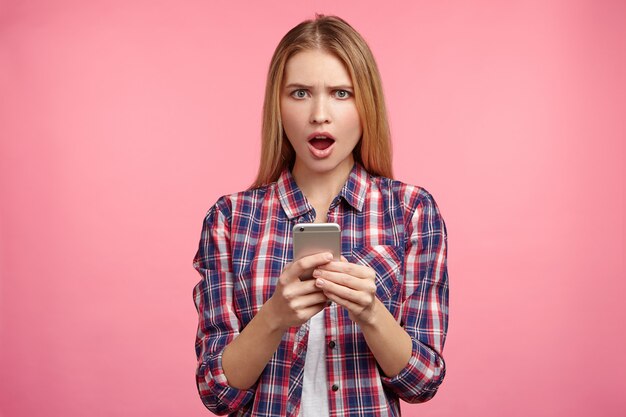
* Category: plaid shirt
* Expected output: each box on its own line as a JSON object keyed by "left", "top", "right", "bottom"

{"left": 193, "top": 163, "right": 449, "bottom": 417}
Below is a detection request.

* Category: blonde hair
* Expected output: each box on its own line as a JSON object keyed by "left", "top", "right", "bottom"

{"left": 251, "top": 14, "right": 393, "bottom": 188}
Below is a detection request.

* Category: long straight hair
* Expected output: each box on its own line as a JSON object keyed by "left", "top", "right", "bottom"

{"left": 251, "top": 15, "right": 393, "bottom": 188}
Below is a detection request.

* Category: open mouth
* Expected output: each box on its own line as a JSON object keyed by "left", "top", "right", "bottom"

{"left": 307, "top": 132, "right": 336, "bottom": 158}
{"left": 309, "top": 136, "right": 335, "bottom": 150}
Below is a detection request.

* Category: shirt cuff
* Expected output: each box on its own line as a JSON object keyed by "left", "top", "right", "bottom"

{"left": 379, "top": 337, "right": 445, "bottom": 403}
{"left": 197, "top": 349, "right": 257, "bottom": 414}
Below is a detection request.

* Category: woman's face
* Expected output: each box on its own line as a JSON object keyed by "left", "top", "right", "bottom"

{"left": 280, "top": 49, "right": 362, "bottom": 179}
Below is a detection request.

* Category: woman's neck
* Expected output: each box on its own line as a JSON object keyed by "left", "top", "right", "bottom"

{"left": 292, "top": 157, "right": 354, "bottom": 219}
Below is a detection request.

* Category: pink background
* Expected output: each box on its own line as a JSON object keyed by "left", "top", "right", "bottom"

{"left": 1, "top": 1, "right": 625, "bottom": 416}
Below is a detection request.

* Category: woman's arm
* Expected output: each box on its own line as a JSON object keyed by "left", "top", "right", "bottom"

{"left": 221, "top": 252, "right": 334, "bottom": 389}
{"left": 193, "top": 202, "right": 254, "bottom": 415}
{"left": 195, "top": 205, "right": 331, "bottom": 408}
{"left": 313, "top": 190, "right": 449, "bottom": 402}
{"left": 313, "top": 259, "right": 414, "bottom": 377}
{"left": 194, "top": 200, "right": 337, "bottom": 405}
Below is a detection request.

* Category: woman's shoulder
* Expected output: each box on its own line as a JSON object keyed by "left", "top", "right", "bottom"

{"left": 204, "top": 182, "right": 276, "bottom": 219}
{"left": 369, "top": 174, "right": 441, "bottom": 214}
{"left": 369, "top": 175, "right": 447, "bottom": 241}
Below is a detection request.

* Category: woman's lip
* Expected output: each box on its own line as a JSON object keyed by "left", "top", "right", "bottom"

{"left": 307, "top": 140, "right": 335, "bottom": 158}
{"left": 307, "top": 131, "right": 336, "bottom": 141}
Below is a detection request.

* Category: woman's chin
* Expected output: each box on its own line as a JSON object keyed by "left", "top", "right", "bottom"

{"left": 293, "top": 155, "right": 354, "bottom": 178}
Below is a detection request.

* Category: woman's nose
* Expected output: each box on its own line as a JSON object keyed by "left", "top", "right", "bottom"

{"left": 310, "top": 98, "right": 330, "bottom": 124}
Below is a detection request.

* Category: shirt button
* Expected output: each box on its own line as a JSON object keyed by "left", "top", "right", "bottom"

{"left": 328, "top": 340, "right": 336, "bottom": 349}
{"left": 331, "top": 384, "right": 339, "bottom": 392}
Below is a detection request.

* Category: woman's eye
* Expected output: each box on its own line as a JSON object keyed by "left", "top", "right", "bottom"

{"left": 292, "top": 89, "right": 307, "bottom": 99}
{"left": 335, "top": 90, "right": 351, "bottom": 99}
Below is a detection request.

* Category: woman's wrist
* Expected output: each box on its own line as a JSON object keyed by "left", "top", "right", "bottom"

{"left": 354, "top": 297, "right": 383, "bottom": 329}
{"left": 259, "top": 297, "right": 288, "bottom": 333}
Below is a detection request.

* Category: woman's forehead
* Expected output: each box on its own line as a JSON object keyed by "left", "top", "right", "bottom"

{"left": 283, "top": 50, "right": 352, "bottom": 87}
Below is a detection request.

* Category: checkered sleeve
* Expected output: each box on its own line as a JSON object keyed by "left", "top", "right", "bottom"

{"left": 192, "top": 199, "right": 257, "bottom": 415}
{"left": 380, "top": 189, "right": 449, "bottom": 403}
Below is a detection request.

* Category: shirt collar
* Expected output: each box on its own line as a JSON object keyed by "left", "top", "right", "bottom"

{"left": 276, "top": 167, "right": 313, "bottom": 220}
{"left": 276, "top": 162, "right": 370, "bottom": 220}
{"left": 338, "top": 162, "right": 369, "bottom": 212}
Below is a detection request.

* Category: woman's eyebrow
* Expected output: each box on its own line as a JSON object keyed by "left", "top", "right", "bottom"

{"left": 284, "top": 83, "right": 354, "bottom": 90}
{"left": 284, "top": 83, "right": 312, "bottom": 89}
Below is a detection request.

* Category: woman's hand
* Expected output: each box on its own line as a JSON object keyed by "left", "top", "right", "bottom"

{"left": 264, "top": 252, "right": 333, "bottom": 331}
{"left": 312, "top": 256, "right": 379, "bottom": 325}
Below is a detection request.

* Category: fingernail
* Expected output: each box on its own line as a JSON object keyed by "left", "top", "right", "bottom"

{"left": 313, "top": 269, "right": 321, "bottom": 277}
{"left": 316, "top": 278, "right": 325, "bottom": 287}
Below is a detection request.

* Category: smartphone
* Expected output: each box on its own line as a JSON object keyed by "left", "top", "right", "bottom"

{"left": 292, "top": 223, "right": 341, "bottom": 280}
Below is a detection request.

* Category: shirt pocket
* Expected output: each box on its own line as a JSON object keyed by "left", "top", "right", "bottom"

{"left": 348, "top": 245, "right": 404, "bottom": 302}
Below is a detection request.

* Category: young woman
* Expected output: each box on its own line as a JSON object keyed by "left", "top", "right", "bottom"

{"left": 193, "top": 15, "right": 449, "bottom": 417}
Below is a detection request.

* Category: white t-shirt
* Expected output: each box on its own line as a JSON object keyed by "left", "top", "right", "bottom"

{"left": 298, "top": 309, "right": 329, "bottom": 417}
